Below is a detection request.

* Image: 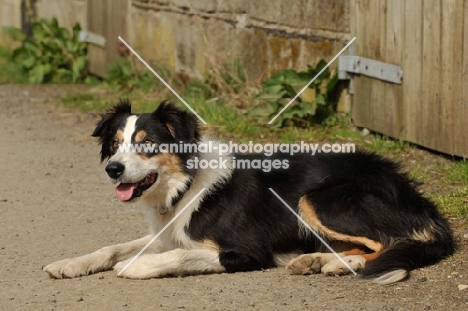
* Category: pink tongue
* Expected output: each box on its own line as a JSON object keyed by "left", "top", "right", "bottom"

{"left": 115, "top": 183, "right": 138, "bottom": 201}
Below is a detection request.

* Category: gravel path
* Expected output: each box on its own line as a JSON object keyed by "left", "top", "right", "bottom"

{"left": 0, "top": 85, "right": 467, "bottom": 310}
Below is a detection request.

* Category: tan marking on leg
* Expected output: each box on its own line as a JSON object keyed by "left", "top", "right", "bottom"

{"left": 342, "top": 248, "right": 380, "bottom": 262}
{"left": 298, "top": 197, "right": 383, "bottom": 252}
{"left": 200, "top": 239, "right": 220, "bottom": 252}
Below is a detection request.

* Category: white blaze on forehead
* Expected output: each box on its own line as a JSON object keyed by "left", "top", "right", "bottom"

{"left": 123, "top": 115, "right": 138, "bottom": 144}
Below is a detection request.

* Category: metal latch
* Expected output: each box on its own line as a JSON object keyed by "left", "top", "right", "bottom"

{"left": 338, "top": 55, "right": 403, "bottom": 85}
{"left": 79, "top": 30, "right": 106, "bottom": 47}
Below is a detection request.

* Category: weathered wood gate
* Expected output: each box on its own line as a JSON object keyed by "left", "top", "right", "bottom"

{"left": 350, "top": 0, "right": 468, "bottom": 157}
{"left": 86, "top": 0, "right": 130, "bottom": 77}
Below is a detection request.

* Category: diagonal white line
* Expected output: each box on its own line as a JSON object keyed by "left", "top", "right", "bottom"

{"left": 268, "top": 188, "right": 357, "bottom": 276}
{"left": 118, "top": 36, "right": 207, "bottom": 124}
{"left": 268, "top": 37, "right": 356, "bottom": 125}
{"left": 117, "top": 187, "right": 207, "bottom": 276}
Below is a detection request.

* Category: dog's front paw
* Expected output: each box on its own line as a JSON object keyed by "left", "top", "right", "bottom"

{"left": 114, "top": 255, "right": 160, "bottom": 279}
{"left": 43, "top": 258, "right": 91, "bottom": 279}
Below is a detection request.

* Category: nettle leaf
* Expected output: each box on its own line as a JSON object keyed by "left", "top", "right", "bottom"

{"left": 49, "top": 17, "right": 59, "bottom": 31}
{"left": 248, "top": 106, "right": 269, "bottom": 118}
{"left": 29, "top": 64, "right": 44, "bottom": 83}
{"left": 72, "top": 55, "right": 87, "bottom": 82}
{"left": 281, "top": 83, "right": 297, "bottom": 98}
{"left": 316, "top": 94, "right": 326, "bottom": 106}
{"left": 72, "top": 23, "right": 81, "bottom": 42}
{"left": 299, "top": 100, "right": 317, "bottom": 115}
{"left": 22, "top": 56, "right": 36, "bottom": 69}
{"left": 266, "top": 101, "right": 280, "bottom": 114}
{"left": 23, "top": 41, "right": 40, "bottom": 57}
{"left": 257, "top": 92, "right": 285, "bottom": 100}
{"left": 262, "top": 83, "right": 283, "bottom": 94}
{"left": 58, "top": 27, "right": 69, "bottom": 41}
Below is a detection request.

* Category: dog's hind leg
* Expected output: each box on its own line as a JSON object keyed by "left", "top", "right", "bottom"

{"left": 287, "top": 195, "right": 383, "bottom": 277}
{"left": 44, "top": 235, "right": 163, "bottom": 279}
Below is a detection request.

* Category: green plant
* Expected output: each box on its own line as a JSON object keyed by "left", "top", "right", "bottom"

{"left": 0, "top": 46, "right": 29, "bottom": 83}
{"left": 105, "top": 58, "right": 157, "bottom": 92}
{"left": 249, "top": 60, "right": 339, "bottom": 127}
{"left": 3, "top": 18, "right": 87, "bottom": 83}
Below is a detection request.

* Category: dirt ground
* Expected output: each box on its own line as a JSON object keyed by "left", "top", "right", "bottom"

{"left": 0, "top": 85, "right": 467, "bottom": 311}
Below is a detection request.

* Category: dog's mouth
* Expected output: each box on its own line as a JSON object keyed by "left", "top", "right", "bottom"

{"left": 115, "top": 173, "right": 158, "bottom": 202}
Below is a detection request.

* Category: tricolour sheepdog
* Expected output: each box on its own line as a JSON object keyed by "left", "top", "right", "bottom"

{"left": 44, "top": 100, "right": 455, "bottom": 285}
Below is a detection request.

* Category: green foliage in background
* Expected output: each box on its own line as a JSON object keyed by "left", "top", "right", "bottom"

{"left": 105, "top": 58, "right": 157, "bottom": 92}
{"left": 3, "top": 18, "right": 88, "bottom": 83}
{"left": 249, "top": 60, "right": 339, "bottom": 128}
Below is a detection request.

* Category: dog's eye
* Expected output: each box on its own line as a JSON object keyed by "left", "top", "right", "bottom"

{"left": 145, "top": 139, "right": 153, "bottom": 145}
{"left": 112, "top": 141, "right": 119, "bottom": 149}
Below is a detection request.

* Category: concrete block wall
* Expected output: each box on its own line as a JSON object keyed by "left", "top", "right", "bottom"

{"left": 130, "top": 0, "right": 352, "bottom": 82}
{"left": 0, "top": 0, "right": 351, "bottom": 83}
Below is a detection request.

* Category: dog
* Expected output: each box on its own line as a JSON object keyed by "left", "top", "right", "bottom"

{"left": 44, "top": 100, "right": 455, "bottom": 284}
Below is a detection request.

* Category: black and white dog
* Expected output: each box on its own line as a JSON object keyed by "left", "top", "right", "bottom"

{"left": 44, "top": 100, "right": 455, "bottom": 284}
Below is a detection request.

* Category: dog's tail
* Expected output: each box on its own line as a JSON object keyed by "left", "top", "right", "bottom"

{"left": 360, "top": 223, "right": 455, "bottom": 285}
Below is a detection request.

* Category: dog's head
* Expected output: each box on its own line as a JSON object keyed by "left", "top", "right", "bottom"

{"left": 92, "top": 100, "right": 200, "bottom": 209}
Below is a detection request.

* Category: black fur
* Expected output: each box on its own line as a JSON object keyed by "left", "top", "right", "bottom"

{"left": 93, "top": 101, "right": 455, "bottom": 281}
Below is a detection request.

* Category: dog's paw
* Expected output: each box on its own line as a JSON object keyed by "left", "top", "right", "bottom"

{"left": 114, "top": 255, "right": 160, "bottom": 279}
{"left": 321, "top": 255, "right": 365, "bottom": 276}
{"left": 43, "top": 258, "right": 91, "bottom": 279}
{"left": 286, "top": 253, "right": 337, "bottom": 275}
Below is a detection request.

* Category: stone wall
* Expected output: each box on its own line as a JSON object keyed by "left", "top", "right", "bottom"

{"left": 0, "top": 0, "right": 352, "bottom": 82}
{"left": 0, "top": 0, "right": 22, "bottom": 45}
{"left": 130, "top": 0, "right": 352, "bottom": 82}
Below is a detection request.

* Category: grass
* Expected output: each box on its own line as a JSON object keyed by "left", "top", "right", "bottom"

{"left": 1, "top": 43, "right": 466, "bottom": 219}
{"left": 58, "top": 89, "right": 467, "bottom": 218}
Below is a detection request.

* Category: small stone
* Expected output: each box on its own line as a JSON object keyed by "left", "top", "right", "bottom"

{"left": 77, "top": 297, "right": 84, "bottom": 302}
{"left": 463, "top": 232, "right": 468, "bottom": 239}
{"left": 362, "top": 128, "right": 370, "bottom": 136}
{"left": 418, "top": 277, "right": 427, "bottom": 282}
{"left": 458, "top": 284, "right": 468, "bottom": 291}
{"left": 248, "top": 303, "right": 255, "bottom": 307}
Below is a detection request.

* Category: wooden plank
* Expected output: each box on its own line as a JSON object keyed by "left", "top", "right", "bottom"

{"left": 87, "top": 0, "right": 129, "bottom": 77}
{"left": 351, "top": 0, "right": 369, "bottom": 127}
{"left": 420, "top": 0, "right": 441, "bottom": 150}
{"left": 352, "top": 0, "right": 380, "bottom": 129}
{"left": 371, "top": 0, "right": 388, "bottom": 134}
{"left": 384, "top": 0, "right": 403, "bottom": 137}
{"left": 402, "top": 0, "right": 423, "bottom": 143}
{"left": 440, "top": 0, "right": 463, "bottom": 155}
{"left": 87, "top": 0, "right": 106, "bottom": 76}
{"left": 461, "top": 0, "right": 468, "bottom": 157}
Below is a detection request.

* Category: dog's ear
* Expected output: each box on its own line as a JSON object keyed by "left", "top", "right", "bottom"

{"left": 152, "top": 101, "right": 200, "bottom": 143}
{"left": 92, "top": 99, "right": 132, "bottom": 162}
{"left": 92, "top": 99, "right": 132, "bottom": 138}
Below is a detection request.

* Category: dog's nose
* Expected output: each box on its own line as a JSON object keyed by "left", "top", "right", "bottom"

{"left": 105, "top": 162, "right": 125, "bottom": 179}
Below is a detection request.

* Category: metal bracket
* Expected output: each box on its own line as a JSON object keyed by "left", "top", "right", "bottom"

{"left": 338, "top": 55, "right": 403, "bottom": 88}
{"left": 79, "top": 30, "right": 106, "bottom": 47}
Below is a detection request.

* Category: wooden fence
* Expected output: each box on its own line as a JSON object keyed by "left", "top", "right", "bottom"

{"left": 351, "top": 0, "right": 468, "bottom": 157}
